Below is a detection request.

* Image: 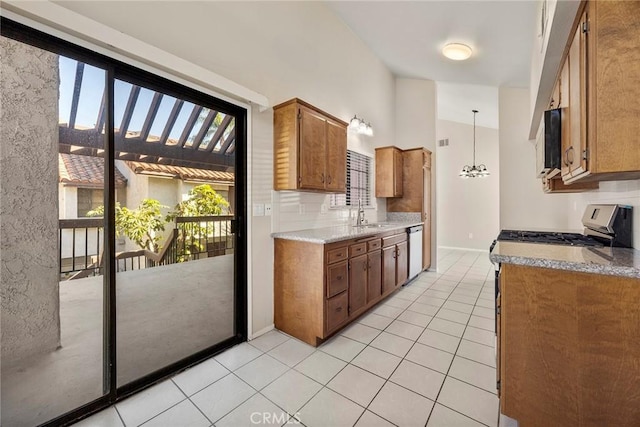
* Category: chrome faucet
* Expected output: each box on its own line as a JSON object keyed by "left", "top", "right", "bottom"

{"left": 355, "top": 199, "right": 365, "bottom": 227}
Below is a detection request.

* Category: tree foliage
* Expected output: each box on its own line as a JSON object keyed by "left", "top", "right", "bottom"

{"left": 168, "top": 184, "right": 230, "bottom": 218}
{"left": 88, "top": 199, "right": 167, "bottom": 252}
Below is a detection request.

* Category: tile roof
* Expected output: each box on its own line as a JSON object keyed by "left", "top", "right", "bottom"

{"left": 125, "top": 161, "right": 234, "bottom": 183}
{"left": 59, "top": 153, "right": 127, "bottom": 188}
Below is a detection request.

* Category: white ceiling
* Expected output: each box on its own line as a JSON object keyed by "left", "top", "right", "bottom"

{"left": 326, "top": 0, "right": 538, "bottom": 88}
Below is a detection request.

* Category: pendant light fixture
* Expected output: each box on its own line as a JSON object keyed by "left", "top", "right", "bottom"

{"left": 460, "top": 109, "right": 489, "bottom": 178}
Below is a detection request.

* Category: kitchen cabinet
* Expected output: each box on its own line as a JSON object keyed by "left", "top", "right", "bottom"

{"left": 557, "top": 1, "right": 640, "bottom": 183}
{"left": 375, "top": 146, "right": 403, "bottom": 197}
{"left": 387, "top": 148, "right": 432, "bottom": 269}
{"left": 273, "top": 98, "right": 347, "bottom": 192}
{"left": 274, "top": 229, "right": 409, "bottom": 346}
{"left": 381, "top": 233, "right": 408, "bottom": 296}
{"left": 498, "top": 263, "right": 640, "bottom": 426}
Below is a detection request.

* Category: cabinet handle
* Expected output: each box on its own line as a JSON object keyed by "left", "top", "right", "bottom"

{"left": 363, "top": 263, "right": 367, "bottom": 271}
{"left": 321, "top": 173, "right": 325, "bottom": 183}
{"left": 337, "top": 275, "right": 342, "bottom": 280}
{"left": 567, "top": 146, "right": 575, "bottom": 165}
{"left": 336, "top": 306, "right": 342, "bottom": 312}
{"left": 392, "top": 251, "right": 396, "bottom": 259}
{"left": 397, "top": 249, "right": 401, "bottom": 257}
{"left": 563, "top": 148, "right": 570, "bottom": 166}
{"left": 327, "top": 175, "right": 332, "bottom": 184}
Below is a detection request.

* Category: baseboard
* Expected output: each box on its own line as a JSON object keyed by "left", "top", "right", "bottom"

{"left": 249, "top": 324, "right": 274, "bottom": 340}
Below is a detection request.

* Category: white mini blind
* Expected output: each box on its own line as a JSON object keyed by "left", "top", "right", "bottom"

{"left": 330, "top": 150, "right": 372, "bottom": 208}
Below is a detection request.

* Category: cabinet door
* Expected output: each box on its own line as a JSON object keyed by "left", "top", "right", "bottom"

{"left": 326, "top": 119, "right": 347, "bottom": 192}
{"left": 564, "top": 13, "right": 588, "bottom": 179}
{"left": 366, "top": 250, "right": 382, "bottom": 304}
{"left": 393, "top": 148, "right": 403, "bottom": 197}
{"left": 423, "top": 157, "right": 431, "bottom": 269}
{"left": 349, "top": 254, "right": 368, "bottom": 316}
{"left": 382, "top": 246, "right": 396, "bottom": 295}
{"left": 396, "top": 241, "right": 408, "bottom": 286}
{"left": 298, "top": 107, "right": 327, "bottom": 190}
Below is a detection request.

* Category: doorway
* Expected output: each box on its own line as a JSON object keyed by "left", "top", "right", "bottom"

{"left": 0, "top": 19, "right": 247, "bottom": 427}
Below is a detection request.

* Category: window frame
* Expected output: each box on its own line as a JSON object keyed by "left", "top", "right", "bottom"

{"left": 330, "top": 149, "right": 373, "bottom": 209}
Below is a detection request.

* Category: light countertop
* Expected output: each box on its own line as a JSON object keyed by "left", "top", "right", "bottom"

{"left": 490, "top": 241, "right": 640, "bottom": 278}
{"left": 271, "top": 221, "right": 423, "bottom": 244}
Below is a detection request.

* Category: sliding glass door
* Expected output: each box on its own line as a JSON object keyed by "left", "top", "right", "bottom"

{"left": 0, "top": 18, "right": 246, "bottom": 427}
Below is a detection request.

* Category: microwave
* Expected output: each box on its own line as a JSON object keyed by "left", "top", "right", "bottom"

{"left": 536, "top": 108, "right": 562, "bottom": 177}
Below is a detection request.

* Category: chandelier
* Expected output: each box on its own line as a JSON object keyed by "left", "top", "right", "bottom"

{"left": 460, "top": 109, "right": 489, "bottom": 178}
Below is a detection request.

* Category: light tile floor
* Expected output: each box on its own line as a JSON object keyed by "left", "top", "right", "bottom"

{"left": 75, "top": 249, "right": 503, "bottom": 427}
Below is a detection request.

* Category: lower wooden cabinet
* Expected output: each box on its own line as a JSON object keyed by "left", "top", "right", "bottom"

{"left": 498, "top": 263, "right": 640, "bottom": 426}
{"left": 274, "top": 229, "right": 410, "bottom": 346}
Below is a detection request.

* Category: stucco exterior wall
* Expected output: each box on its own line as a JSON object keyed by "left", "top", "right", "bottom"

{"left": 0, "top": 36, "right": 61, "bottom": 363}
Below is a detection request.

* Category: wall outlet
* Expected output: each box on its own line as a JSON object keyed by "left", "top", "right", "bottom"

{"left": 468, "top": 233, "right": 473, "bottom": 239}
{"left": 264, "top": 203, "right": 272, "bottom": 216}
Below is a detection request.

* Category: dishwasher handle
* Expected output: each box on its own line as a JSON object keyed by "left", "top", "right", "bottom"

{"left": 408, "top": 225, "right": 423, "bottom": 234}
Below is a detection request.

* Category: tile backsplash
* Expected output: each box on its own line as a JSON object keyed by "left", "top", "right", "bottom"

{"left": 272, "top": 191, "right": 387, "bottom": 233}
{"left": 387, "top": 212, "right": 421, "bottom": 222}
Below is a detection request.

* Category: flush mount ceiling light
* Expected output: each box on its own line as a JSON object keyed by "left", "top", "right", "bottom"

{"left": 349, "top": 115, "right": 374, "bottom": 137}
{"left": 442, "top": 43, "right": 473, "bottom": 61}
{"left": 460, "top": 109, "right": 489, "bottom": 179}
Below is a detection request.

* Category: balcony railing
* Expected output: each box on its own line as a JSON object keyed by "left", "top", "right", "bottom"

{"left": 59, "top": 215, "right": 234, "bottom": 280}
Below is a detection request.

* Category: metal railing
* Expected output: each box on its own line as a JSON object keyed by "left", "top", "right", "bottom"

{"left": 59, "top": 215, "right": 234, "bottom": 280}
{"left": 175, "top": 215, "right": 234, "bottom": 262}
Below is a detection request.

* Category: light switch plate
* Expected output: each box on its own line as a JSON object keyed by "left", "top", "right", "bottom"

{"left": 253, "top": 203, "right": 265, "bottom": 216}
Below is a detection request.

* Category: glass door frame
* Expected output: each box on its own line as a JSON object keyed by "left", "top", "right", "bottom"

{"left": 1, "top": 17, "right": 248, "bottom": 427}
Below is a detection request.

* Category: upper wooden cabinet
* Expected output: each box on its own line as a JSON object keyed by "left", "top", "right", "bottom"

{"left": 273, "top": 98, "right": 347, "bottom": 192}
{"left": 387, "top": 148, "right": 432, "bottom": 270}
{"left": 375, "top": 146, "right": 403, "bottom": 197}
{"left": 559, "top": 1, "right": 640, "bottom": 183}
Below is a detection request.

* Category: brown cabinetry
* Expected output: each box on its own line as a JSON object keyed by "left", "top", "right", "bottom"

{"left": 498, "top": 263, "right": 640, "bottom": 425}
{"left": 273, "top": 98, "right": 347, "bottom": 192}
{"left": 375, "top": 146, "right": 403, "bottom": 197}
{"left": 274, "top": 229, "right": 409, "bottom": 346}
{"left": 556, "top": 1, "right": 640, "bottom": 183}
{"left": 381, "top": 233, "right": 408, "bottom": 296}
{"left": 386, "top": 148, "right": 432, "bottom": 269}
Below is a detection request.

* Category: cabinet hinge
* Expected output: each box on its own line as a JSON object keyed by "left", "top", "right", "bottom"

{"left": 582, "top": 21, "right": 590, "bottom": 33}
{"left": 298, "top": 176, "right": 302, "bottom": 183}
{"left": 297, "top": 111, "right": 302, "bottom": 120}
{"left": 496, "top": 307, "right": 501, "bottom": 315}
{"left": 497, "top": 380, "right": 501, "bottom": 391}
{"left": 348, "top": 261, "right": 351, "bottom": 270}
{"left": 583, "top": 148, "right": 589, "bottom": 161}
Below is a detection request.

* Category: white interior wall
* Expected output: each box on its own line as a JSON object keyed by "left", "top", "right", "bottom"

{"left": 498, "top": 87, "right": 570, "bottom": 231}
{"left": 436, "top": 119, "right": 500, "bottom": 250}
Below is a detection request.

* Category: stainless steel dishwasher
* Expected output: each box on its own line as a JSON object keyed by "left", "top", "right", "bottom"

{"left": 408, "top": 225, "right": 423, "bottom": 280}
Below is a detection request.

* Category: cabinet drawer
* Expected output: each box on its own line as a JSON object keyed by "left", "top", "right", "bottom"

{"left": 349, "top": 243, "right": 367, "bottom": 257}
{"left": 326, "top": 291, "right": 348, "bottom": 333}
{"left": 327, "top": 247, "right": 348, "bottom": 264}
{"left": 327, "top": 261, "right": 348, "bottom": 298}
{"left": 382, "top": 233, "right": 407, "bottom": 247}
{"left": 367, "top": 239, "right": 382, "bottom": 252}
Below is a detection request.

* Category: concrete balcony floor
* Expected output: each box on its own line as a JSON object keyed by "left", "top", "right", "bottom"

{"left": 1, "top": 255, "right": 234, "bottom": 427}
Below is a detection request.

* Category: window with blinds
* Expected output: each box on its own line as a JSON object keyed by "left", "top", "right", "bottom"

{"left": 330, "top": 150, "right": 372, "bottom": 208}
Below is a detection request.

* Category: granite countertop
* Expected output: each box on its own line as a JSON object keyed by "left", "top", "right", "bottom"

{"left": 271, "top": 221, "right": 423, "bottom": 244}
{"left": 490, "top": 241, "right": 640, "bottom": 279}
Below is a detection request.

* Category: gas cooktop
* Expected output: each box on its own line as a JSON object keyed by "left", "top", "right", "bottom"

{"left": 497, "top": 229, "right": 604, "bottom": 247}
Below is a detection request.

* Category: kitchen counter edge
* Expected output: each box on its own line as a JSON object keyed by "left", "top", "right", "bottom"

{"left": 489, "top": 241, "right": 640, "bottom": 279}
{"left": 271, "top": 221, "right": 423, "bottom": 244}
